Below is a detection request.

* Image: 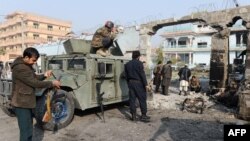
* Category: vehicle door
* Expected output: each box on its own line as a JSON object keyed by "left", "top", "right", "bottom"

{"left": 95, "top": 59, "right": 116, "bottom": 101}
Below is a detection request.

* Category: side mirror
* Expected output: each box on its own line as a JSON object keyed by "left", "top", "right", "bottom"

{"left": 98, "top": 62, "right": 106, "bottom": 76}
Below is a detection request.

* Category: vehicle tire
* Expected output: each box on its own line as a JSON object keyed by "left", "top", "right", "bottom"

{"left": 34, "top": 89, "right": 75, "bottom": 131}
{"left": 1, "top": 106, "right": 15, "bottom": 117}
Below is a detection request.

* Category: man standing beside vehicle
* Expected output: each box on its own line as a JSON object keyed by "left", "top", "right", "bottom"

{"left": 125, "top": 51, "right": 150, "bottom": 122}
{"left": 11, "top": 47, "right": 61, "bottom": 141}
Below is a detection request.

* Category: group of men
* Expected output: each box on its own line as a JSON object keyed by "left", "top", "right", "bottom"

{"left": 153, "top": 63, "right": 201, "bottom": 96}
{"left": 153, "top": 60, "right": 173, "bottom": 96}
{"left": 9, "top": 20, "right": 204, "bottom": 140}
{"left": 153, "top": 60, "right": 174, "bottom": 95}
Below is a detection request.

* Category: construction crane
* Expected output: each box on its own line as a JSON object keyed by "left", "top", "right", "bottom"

{"left": 233, "top": 0, "right": 239, "bottom": 7}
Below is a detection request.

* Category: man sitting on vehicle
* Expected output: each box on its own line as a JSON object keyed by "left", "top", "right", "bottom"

{"left": 91, "top": 21, "right": 117, "bottom": 57}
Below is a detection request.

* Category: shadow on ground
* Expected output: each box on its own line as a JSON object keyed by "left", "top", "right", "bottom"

{"left": 150, "top": 117, "right": 233, "bottom": 141}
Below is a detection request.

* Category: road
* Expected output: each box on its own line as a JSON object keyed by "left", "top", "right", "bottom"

{"left": 0, "top": 91, "right": 247, "bottom": 141}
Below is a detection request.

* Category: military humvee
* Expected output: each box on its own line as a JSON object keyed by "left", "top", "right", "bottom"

{"left": 0, "top": 38, "right": 131, "bottom": 130}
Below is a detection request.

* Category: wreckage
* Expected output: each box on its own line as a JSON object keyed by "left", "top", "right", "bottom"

{"left": 137, "top": 5, "right": 250, "bottom": 120}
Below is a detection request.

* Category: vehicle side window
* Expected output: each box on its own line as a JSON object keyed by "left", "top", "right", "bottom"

{"left": 48, "top": 60, "right": 63, "bottom": 70}
{"left": 68, "top": 59, "right": 86, "bottom": 70}
{"left": 96, "top": 62, "right": 113, "bottom": 78}
{"left": 106, "top": 64, "right": 112, "bottom": 74}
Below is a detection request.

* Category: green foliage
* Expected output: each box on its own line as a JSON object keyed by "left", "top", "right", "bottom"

{"left": 155, "top": 46, "right": 163, "bottom": 64}
{"left": 0, "top": 48, "right": 5, "bottom": 55}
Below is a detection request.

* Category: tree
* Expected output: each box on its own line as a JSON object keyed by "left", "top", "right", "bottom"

{"left": 155, "top": 46, "right": 164, "bottom": 64}
{"left": 0, "top": 48, "right": 5, "bottom": 55}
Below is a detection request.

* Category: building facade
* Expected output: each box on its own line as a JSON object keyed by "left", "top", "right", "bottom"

{"left": 161, "top": 23, "right": 247, "bottom": 66}
{"left": 0, "top": 11, "right": 72, "bottom": 62}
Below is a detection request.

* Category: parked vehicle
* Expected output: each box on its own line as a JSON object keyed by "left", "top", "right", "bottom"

{"left": 0, "top": 38, "right": 132, "bottom": 130}
{"left": 193, "top": 64, "right": 210, "bottom": 72}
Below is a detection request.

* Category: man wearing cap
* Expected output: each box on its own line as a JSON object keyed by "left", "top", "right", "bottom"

{"left": 178, "top": 64, "right": 191, "bottom": 95}
{"left": 91, "top": 21, "right": 117, "bottom": 57}
{"left": 124, "top": 51, "right": 150, "bottom": 122}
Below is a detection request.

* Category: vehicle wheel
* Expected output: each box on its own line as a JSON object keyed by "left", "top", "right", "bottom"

{"left": 1, "top": 106, "right": 15, "bottom": 117}
{"left": 34, "top": 89, "right": 75, "bottom": 131}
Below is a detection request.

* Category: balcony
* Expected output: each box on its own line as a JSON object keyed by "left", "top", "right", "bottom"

{"left": 197, "top": 45, "right": 208, "bottom": 48}
{"left": 0, "top": 18, "right": 22, "bottom": 28}
{"left": 163, "top": 45, "right": 211, "bottom": 52}
{"left": 163, "top": 44, "right": 246, "bottom": 53}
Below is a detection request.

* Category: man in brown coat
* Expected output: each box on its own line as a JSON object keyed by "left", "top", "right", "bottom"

{"left": 11, "top": 47, "right": 61, "bottom": 141}
{"left": 91, "top": 21, "right": 116, "bottom": 57}
{"left": 161, "top": 61, "right": 172, "bottom": 95}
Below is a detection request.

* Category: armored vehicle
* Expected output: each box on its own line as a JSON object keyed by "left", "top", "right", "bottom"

{"left": 0, "top": 38, "right": 131, "bottom": 130}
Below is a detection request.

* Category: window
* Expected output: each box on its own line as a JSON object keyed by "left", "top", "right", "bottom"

{"left": 48, "top": 25, "right": 53, "bottom": 31}
{"left": 67, "top": 59, "right": 86, "bottom": 70}
{"left": 47, "top": 36, "right": 53, "bottom": 41}
{"left": 33, "top": 22, "right": 39, "bottom": 29}
{"left": 236, "top": 33, "right": 248, "bottom": 46}
{"left": 48, "top": 60, "right": 63, "bottom": 70}
{"left": 197, "top": 42, "right": 207, "bottom": 48}
{"left": 106, "top": 64, "right": 113, "bottom": 74}
{"left": 96, "top": 62, "right": 114, "bottom": 78}
{"left": 33, "top": 34, "right": 39, "bottom": 39}
{"left": 97, "top": 62, "right": 113, "bottom": 75}
{"left": 236, "top": 33, "right": 241, "bottom": 46}
{"left": 178, "top": 41, "right": 186, "bottom": 45}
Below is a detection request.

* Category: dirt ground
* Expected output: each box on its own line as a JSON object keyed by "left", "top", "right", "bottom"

{"left": 0, "top": 83, "right": 249, "bottom": 141}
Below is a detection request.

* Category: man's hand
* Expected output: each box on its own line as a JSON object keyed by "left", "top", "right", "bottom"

{"left": 44, "top": 70, "right": 53, "bottom": 78}
{"left": 112, "top": 27, "right": 117, "bottom": 32}
{"left": 52, "top": 80, "right": 61, "bottom": 89}
{"left": 146, "top": 85, "right": 151, "bottom": 92}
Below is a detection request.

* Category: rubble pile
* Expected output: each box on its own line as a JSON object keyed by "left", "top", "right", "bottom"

{"left": 147, "top": 86, "right": 215, "bottom": 111}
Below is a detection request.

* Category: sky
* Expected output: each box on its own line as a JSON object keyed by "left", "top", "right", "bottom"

{"left": 1, "top": 0, "right": 250, "bottom": 34}
{"left": 1, "top": 0, "right": 250, "bottom": 46}
{"left": 0, "top": 0, "right": 250, "bottom": 33}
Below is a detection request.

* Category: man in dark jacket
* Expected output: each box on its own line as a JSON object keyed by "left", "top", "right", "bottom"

{"left": 178, "top": 65, "right": 191, "bottom": 95}
{"left": 125, "top": 51, "right": 150, "bottom": 122}
{"left": 91, "top": 21, "right": 116, "bottom": 57}
{"left": 161, "top": 61, "right": 172, "bottom": 95}
{"left": 153, "top": 60, "right": 162, "bottom": 93}
{"left": 11, "top": 47, "right": 61, "bottom": 141}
